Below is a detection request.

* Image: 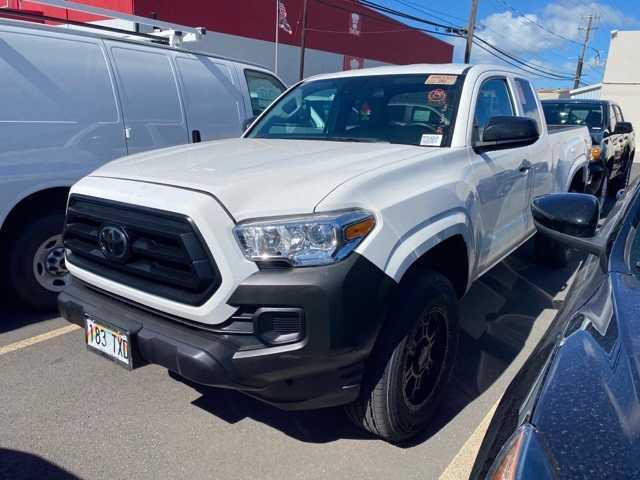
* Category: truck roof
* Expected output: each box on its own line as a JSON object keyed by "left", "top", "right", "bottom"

{"left": 306, "top": 63, "right": 530, "bottom": 82}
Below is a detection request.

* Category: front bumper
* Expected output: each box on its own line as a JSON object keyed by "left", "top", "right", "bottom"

{"left": 58, "top": 253, "right": 395, "bottom": 410}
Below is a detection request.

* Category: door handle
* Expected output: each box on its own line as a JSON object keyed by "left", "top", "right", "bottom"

{"left": 519, "top": 160, "right": 531, "bottom": 173}
{"left": 124, "top": 127, "right": 132, "bottom": 139}
{"left": 192, "top": 130, "right": 202, "bottom": 143}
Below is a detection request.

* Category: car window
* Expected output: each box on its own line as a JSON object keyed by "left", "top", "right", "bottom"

{"left": 542, "top": 103, "right": 603, "bottom": 130}
{"left": 514, "top": 78, "right": 541, "bottom": 131}
{"left": 473, "top": 77, "right": 514, "bottom": 141}
{"left": 248, "top": 74, "right": 464, "bottom": 147}
{"left": 245, "top": 70, "right": 286, "bottom": 116}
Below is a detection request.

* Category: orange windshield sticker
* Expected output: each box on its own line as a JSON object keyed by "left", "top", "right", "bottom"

{"left": 425, "top": 74, "right": 458, "bottom": 85}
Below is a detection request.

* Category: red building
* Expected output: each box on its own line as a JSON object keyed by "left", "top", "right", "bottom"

{"left": 4, "top": 0, "right": 454, "bottom": 84}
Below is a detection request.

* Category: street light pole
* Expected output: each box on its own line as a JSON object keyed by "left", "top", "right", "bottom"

{"left": 298, "top": 0, "right": 309, "bottom": 81}
{"left": 464, "top": 0, "right": 479, "bottom": 64}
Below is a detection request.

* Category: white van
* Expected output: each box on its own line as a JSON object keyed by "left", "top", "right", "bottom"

{"left": 0, "top": 18, "right": 286, "bottom": 310}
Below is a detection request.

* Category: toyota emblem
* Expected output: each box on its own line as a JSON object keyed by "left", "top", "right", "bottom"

{"left": 98, "top": 225, "right": 130, "bottom": 262}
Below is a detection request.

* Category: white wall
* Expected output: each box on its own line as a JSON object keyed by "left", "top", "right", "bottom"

{"left": 602, "top": 30, "right": 640, "bottom": 154}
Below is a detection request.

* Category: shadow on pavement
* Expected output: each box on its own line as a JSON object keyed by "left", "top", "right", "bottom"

{"left": 170, "top": 239, "right": 582, "bottom": 447}
{"left": 0, "top": 302, "right": 58, "bottom": 334}
{"left": 0, "top": 449, "right": 79, "bottom": 480}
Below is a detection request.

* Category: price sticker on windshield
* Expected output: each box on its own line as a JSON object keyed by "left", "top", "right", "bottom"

{"left": 425, "top": 74, "right": 458, "bottom": 85}
{"left": 420, "top": 134, "right": 443, "bottom": 147}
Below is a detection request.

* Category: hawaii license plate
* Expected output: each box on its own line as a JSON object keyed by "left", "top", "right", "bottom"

{"left": 85, "top": 316, "right": 132, "bottom": 368}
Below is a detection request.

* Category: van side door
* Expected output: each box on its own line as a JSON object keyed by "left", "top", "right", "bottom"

{"left": 106, "top": 41, "right": 189, "bottom": 154}
{"left": 467, "top": 75, "right": 532, "bottom": 273}
{"left": 174, "top": 55, "right": 246, "bottom": 142}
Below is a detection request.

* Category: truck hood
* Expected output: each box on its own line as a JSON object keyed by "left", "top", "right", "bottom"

{"left": 90, "top": 138, "right": 435, "bottom": 220}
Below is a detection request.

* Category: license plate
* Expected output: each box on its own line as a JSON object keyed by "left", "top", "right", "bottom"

{"left": 85, "top": 317, "right": 132, "bottom": 368}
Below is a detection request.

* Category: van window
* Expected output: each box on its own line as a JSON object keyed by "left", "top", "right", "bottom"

{"left": 111, "top": 47, "right": 182, "bottom": 122}
{"left": 245, "top": 70, "right": 285, "bottom": 116}
{"left": 514, "top": 78, "right": 541, "bottom": 131}
{"left": 0, "top": 32, "right": 117, "bottom": 122}
{"left": 176, "top": 57, "right": 242, "bottom": 140}
{"left": 473, "top": 78, "right": 514, "bottom": 141}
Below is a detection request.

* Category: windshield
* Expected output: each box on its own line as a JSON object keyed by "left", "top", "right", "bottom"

{"left": 247, "top": 74, "right": 464, "bottom": 147}
{"left": 543, "top": 103, "right": 604, "bottom": 130}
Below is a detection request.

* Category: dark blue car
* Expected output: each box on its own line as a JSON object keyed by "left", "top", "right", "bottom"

{"left": 471, "top": 177, "right": 640, "bottom": 479}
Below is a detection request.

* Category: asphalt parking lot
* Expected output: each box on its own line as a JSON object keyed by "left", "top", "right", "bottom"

{"left": 1, "top": 237, "right": 581, "bottom": 480}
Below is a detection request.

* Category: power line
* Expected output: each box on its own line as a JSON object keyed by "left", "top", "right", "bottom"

{"left": 474, "top": 36, "right": 575, "bottom": 79}
{"left": 387, "top": 0, "right": 466, "bottom": 27}
{"left": 472, "top": 40, "right": 574, "bottom": 81}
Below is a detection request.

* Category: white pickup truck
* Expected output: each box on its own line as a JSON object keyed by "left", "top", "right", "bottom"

{"left": 58, "top": 64, "right": 590, "bottom": 442}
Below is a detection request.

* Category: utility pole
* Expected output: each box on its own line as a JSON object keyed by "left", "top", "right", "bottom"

{"left": 298, "top": 0, "right": 309, "bottom": 81}
{"left": 464, "top": 0, "right": 479, "bottom": 63}
{"left": 574, "top": 15, "right": 597, "bottom": 89}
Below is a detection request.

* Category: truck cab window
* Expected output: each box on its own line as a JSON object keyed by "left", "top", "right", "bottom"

{"left": 245, "top": 70, "right": 286, "bottom": 116}
{"left": 473, "top": 78, "right": 514, "bottom": 141}
{"left": 514, "top": 78, "right": 541, "bottom": 132}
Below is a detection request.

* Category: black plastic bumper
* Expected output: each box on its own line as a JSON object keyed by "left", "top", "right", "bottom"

{"left": 58, "top": 253, "right": 395, "bottom": 410}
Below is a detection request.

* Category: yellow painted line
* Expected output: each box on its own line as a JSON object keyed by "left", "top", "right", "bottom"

{"left": 0, "top": 324, "right": 81, "bottom": 356}
{"left": 439, "top": 401, "right": 500, "bottom": 480}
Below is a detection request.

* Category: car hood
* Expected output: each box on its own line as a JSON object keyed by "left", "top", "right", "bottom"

{"left": 90, "top": 138, "right": 436, "bottom": 220}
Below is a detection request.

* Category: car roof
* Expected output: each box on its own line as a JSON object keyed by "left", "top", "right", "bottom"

{"left": 541, "top": 99, "right": 611, "bottom": 105}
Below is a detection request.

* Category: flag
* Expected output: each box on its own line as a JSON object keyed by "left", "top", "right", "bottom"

{"left": 278, "top": 1, "right": 292, "bottom": 35}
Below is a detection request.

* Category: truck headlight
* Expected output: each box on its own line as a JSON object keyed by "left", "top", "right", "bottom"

{"left": 233, "top": 210, "right": 376, "bottom": 267}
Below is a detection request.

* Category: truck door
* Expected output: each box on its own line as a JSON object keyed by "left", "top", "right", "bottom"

{"left": 513, "top": 77, "right": 552, "bottom": 232}
{"left": 468, "top": 76, "right": 531, "bottom": 272}
{"left": 107, "top": 42, "right": 189, "bottom": 155}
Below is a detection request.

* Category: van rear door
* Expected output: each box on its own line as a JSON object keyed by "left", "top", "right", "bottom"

{"left": 174, "top": 54, "right": 245, "bottom": 142}
{"left": 106, "top": 42, "right": 189, "bottom": 154}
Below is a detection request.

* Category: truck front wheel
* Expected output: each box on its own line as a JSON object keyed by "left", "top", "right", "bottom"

{"left": 8, "top": 212, "right": 70, "bottom": 311}
{"left": 346, "top": 271, "right": 459, "bottom": 443}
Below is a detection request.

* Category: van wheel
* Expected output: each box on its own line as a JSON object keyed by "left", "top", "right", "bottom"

{"left": 8, "top": 212, "right": 69, "bottom": 311}
{"left": 345, "top": 271, "right": 459, "bottom": 443}
{"left": 534, "top": 233, "right": 570, "bottom": 268}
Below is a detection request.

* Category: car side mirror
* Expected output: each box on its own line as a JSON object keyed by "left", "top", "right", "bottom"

{"left": 531, "top": 193, "right": 604, "bottom": 257}
{"left": 473, "top": 116, "right": 539, "bottom": 153}
{"left": 614, "top": 121, "right": 633, "bottom": 134}
{"left": 242, "top": 116, "right": 258, "bottom": 133}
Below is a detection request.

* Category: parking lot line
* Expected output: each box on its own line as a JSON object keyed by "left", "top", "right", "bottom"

{"left": 0, "top": 324, "right": 80, "bottom": 356}
{"left": 439, "top": 402, "right": 499, "bottom": 480}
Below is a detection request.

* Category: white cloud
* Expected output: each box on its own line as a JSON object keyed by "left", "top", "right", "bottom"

{"left": 462, "top": 0, "right": 638, "bottom": 60}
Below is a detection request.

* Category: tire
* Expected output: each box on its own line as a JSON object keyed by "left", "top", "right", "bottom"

{"left": 345, "top": 271, "right": 459, "bottom": 443}
{"left": 8, "top": 212, "right": 70, "bottom": 311}
{"left": 534, "top": 233, "right": 570, "bottom": 268}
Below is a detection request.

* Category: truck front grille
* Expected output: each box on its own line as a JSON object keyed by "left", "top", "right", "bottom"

{"left": 63, "top": 195, "right": 221, "bottom": 306}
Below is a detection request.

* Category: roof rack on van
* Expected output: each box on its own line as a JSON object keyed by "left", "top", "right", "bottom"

{"left": 4, "top": 0, "right": 206, "bottom": 48}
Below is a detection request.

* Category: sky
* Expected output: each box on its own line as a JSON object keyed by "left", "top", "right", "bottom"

{"left": 376, "top": 0, "right": 639, "bottom": 89}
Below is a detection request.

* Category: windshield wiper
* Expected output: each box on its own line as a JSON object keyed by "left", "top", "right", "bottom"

{"left": 328, "top": 137, "right": 389, "bottom": 143}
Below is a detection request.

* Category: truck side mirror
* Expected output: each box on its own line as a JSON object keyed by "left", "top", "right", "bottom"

{"left": 614, "top": 121, "right": 633, "bottom": 134}
{"left": 531, "top": 193, "right": 604, "bottom": 257}
{"left": 473, "top": 116, "right": 539, "bottom": 153}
